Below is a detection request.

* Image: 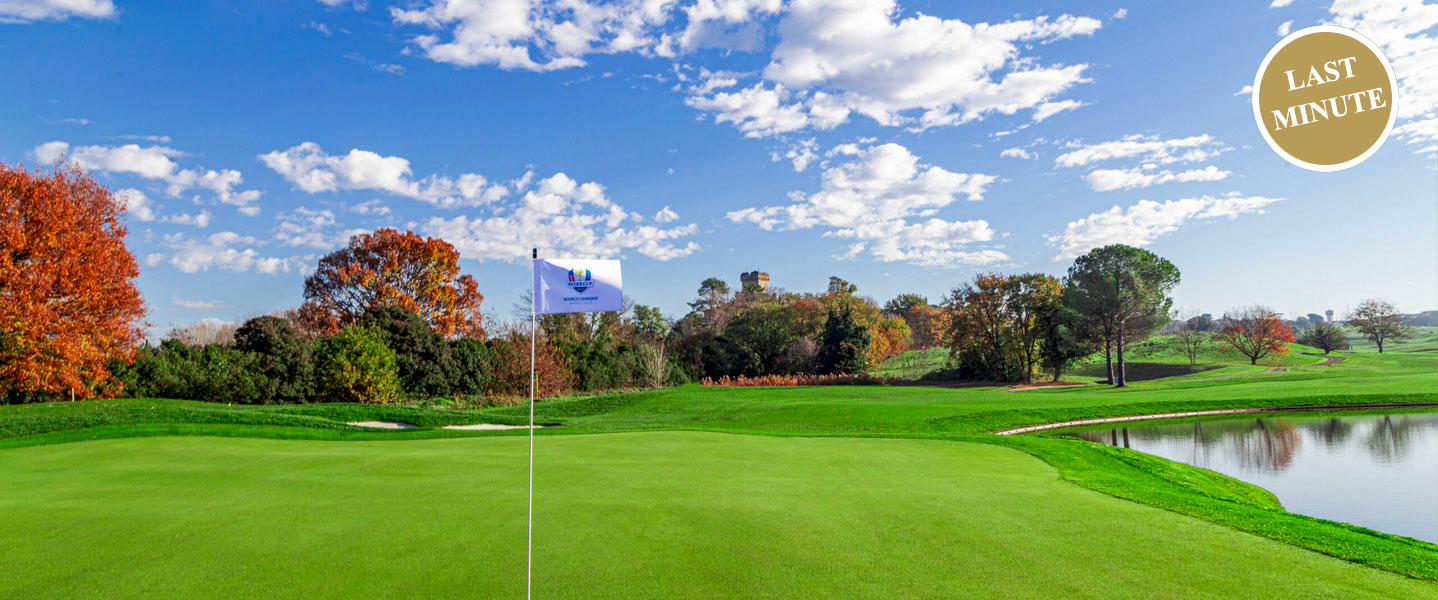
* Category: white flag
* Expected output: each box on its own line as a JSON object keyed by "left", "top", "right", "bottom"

{"left": 533, "top": 258, "right": 623, "bottom": 314}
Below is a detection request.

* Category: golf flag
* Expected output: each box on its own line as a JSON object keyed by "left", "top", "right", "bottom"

{"left": 533, "top": 258, "right": 622, "bottom": 314}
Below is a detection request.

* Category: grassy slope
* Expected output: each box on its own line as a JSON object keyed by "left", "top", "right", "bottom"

{"left": 2, "top": 347, "right": 1437, "bottom": 591}
{"left": 877, "top": 335, "right": 1338, "bottom": 384}
{"left": 2, "top": 432, "right": 1434, "bottom": 599}
{"left": 1346, "top": 325, "right": 1438, "bottom": 352}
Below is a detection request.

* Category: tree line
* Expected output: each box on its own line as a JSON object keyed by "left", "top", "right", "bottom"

{"left": 0, "top": 162, "right": 1426, "bottom": 403}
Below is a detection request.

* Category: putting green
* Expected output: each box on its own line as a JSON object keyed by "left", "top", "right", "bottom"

{"left": 1, "top": 432, "right": 1431, "bottom": 599}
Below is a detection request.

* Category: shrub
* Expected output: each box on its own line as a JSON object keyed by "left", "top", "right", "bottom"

{"left": 484, "top": 329, "right": 573, "bottom": 402}
{"left": 700, "top": 373, "right": 892, "bottom": 387}
{"left": 449, "top": 338, "right": 493, "bottom": 397}
{"left": 312, "top": 326, "right": 400, "bottom": 404}
{"left": 119, "top": 340, "right": 268, "bottom": 404}
{"left": 234, "top": 316, "right": 313, "bottom": 403}
{"left": 361, "top": 306, "right": 455, "bottom": 400}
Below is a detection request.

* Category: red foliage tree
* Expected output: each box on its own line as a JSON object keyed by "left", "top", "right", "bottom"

{"left": 0, "top": 162, "right": 146, "bottom": 400}
{"left": 1218, "top": 305, "right": 1295, "bottom": 365}
{"left": 485, "top": 325, "right": 574, "bottom": 402}
{"left": 303, "top": 228, "right": 484, "bottom": 338}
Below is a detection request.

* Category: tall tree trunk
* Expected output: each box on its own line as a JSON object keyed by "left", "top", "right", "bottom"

{"left": 1104, "top": 339, "right": 1113, "bottom": 385}
{"left": 1115, "top": 319, "right": 1127, "bottom": 387}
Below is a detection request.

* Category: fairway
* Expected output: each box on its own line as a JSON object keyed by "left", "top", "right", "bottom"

{"left": 2, "top": 432, "right": 1432, "bottom": 599}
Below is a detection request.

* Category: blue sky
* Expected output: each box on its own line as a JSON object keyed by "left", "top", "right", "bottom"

{"left": 2, "top": 0, "right": 1434, "bottom": 334}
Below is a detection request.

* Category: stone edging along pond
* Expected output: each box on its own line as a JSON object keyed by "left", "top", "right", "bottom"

{"left": 994, "top": 402, "right": 1438, "bottom": 436}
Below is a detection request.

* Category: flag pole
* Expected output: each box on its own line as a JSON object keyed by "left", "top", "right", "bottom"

{"left": 528, "top": 247, "right": 537, "bottom": 600}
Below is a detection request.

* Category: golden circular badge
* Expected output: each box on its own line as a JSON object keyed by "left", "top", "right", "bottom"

{"left": 1252, "top": 25, "right": 1398, "bottom": 172}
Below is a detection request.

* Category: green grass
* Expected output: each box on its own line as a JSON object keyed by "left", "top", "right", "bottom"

{"left": 3, "top": 432, "right": 1435, "bottom": 599}
{"left": 1345, "top": 325, "right": 1438, "bottom": 353}
{"left": 878, "top": 334, "right": 1339, "bottom": 385}
{"left": 3, "top": 346, "right": 1438, "bottom": 595}
{"left": 873, "top": 346, "right": 948, "bottom": 379}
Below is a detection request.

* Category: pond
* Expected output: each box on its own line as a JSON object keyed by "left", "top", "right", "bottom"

{"left": 1065, "top": 409, "right": 1438, "bottom": 544}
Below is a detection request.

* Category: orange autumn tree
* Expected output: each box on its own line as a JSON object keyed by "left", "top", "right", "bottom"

{"left": 1218, "top": 305, "right": 1295, "bottom": 365}
{"left": 302, "top": 228, "right": 484, "bottom": 338}
{"left": 0, "top": 162, "right": 146, "bottom": 400}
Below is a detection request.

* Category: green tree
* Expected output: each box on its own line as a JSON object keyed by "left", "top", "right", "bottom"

{"left": 687, "top": 278, "right": 733, "bottom": 332}
{"left": 1005, "top": 273, "right": 1063, "bottom": 383}
{"left": 631, "top": 304, "right": 670, "bottom": 341}
{"left": 361, "top": 306, "right": 454, "bottom": 400}
{"left": 448, "top": 338, "right": 493, "bottom": 398}
{"left": 1064, "top": 244, "right": 1179, "bottom": 387}
{"left": 883, "top": 293, "right": 927, "bottom": 314}
{"left": 1038, "top": 304, "right": 1100, "bottom": 382}
{"left": 727, "top": 303, "right": 805, "bottom": 375}
{"left": 313, "top": 326, "right": 400, "bottom": 404}
{"left": 827, "top": 276, "right": 858, "bottom": 296}
{"left": 1298, "top": 321, "right": 1348, "bottom": 355}
{"left": 1345, "top": 299, "right": 1413, "bottom": 353}
{"left": 233, "top": 316, "right": 312, "bottom": 403}
{"left": 817, "top": 307, "right": 870, "bottom": 375}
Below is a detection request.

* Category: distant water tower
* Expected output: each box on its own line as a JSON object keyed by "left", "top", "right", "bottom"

{"left": 740, "top": 270, "right": 770, "bottom": 293}
{"left": 1325, "top": 309, "right": 1334, "bottom": 323}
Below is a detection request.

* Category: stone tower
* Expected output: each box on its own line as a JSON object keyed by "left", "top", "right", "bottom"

{"left": 740, "top": 270, "right": 770, "bottom": 293}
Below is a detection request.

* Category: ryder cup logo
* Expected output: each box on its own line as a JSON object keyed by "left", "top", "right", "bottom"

{"left": 567, "top": 268, "right": 593, "bottom": 293}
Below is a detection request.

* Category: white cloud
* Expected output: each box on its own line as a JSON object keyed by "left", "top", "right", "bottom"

{"left": 1054, "top": 134, "right": 1226, "bottom": 167}
{"left": 654, "top": 206, "right": 679, "bottom": 223}
{"left": 33, "top": 141, "right": 263, "bottom": 213}
{"left": 421, "top": 172, "right": 699, "bottom": 262}
{"left": 163, "top": 210, "right": 212, "bottom": 227}
{"left": 1033, "top": 99, "right": 1085, "bottom": 122}
{"left": 685, "top": 82, "right": 840, "bottom": 138}
{"left": 1113, "top": 8, "right": 1128, "bottom": 19}
{"left": 658, "top": 0, "right": 783, "bottom": 56}
{"left": 686, "top": 0, "right": 1102, "bottom": 136}
{"left": 1234, "top": 84, "right": 1254, "bottom": 96}
{"left": 156, "top": 232, "right": 298, "bottom": 274}
{"left": 1083, "top": 165, "right": 1231, "bottom": 192}
{"left": 1277, "top": 20, "right": 1293, "bottom": 35}
{"left": 1271, "top": 0, "right": 1294, "bottom": 7}
{"left": 172, "top": 297, "right": 233, "bottom": 310}
{"left": 0, "top": 0, "right": 114, "bottom": 22}
{"left": 390, "top": 0, "right": 673, "bottom": 71}
{"left": 1000, "top": 147, "right": 1034, "bottom": 160}
{"left": 273, "top": 207, "right": 369, "bottom": 250}
{"left": 387, "top": 0, "right": 783, "bottom": 71}
{"left": 117, "top": 188, "right": 156, "bottom": 222}
{"left": 771, "top": 138, "right": 819, "bottom": 171}
{"left": 117, "top": 188, "right": 211, "bottom": 227}
{"left": 349, "top": 199, "right": 392, "bottom": 216}
{"left": 1327, "top": 0, "right": 1438, "bottom": 153}
{"left": 117, "top": 134, "right": 172, "bottom": 143}
{"left": 727, "top": 142, "right": 1005, "bottom": 267}
{"left": 1048, "top": 193, "right": 1282, "bottom": 259}
{"left": 259, "top": 142, "right": 507, "bottom": 208}
{"left": 1394, "top": 117, "right": 1438, "bottom": 153}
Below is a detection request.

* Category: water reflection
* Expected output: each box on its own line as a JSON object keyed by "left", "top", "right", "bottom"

{"left": 1366, "top": 415, "right": 1420, "bottom": 463}
{"left": 1068, "top": 410, "right": 1438, "bottom": 543}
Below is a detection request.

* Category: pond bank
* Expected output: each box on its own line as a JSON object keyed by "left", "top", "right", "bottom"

{"left": 994, "top": 402, "right": 1438, "bottom": 435}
